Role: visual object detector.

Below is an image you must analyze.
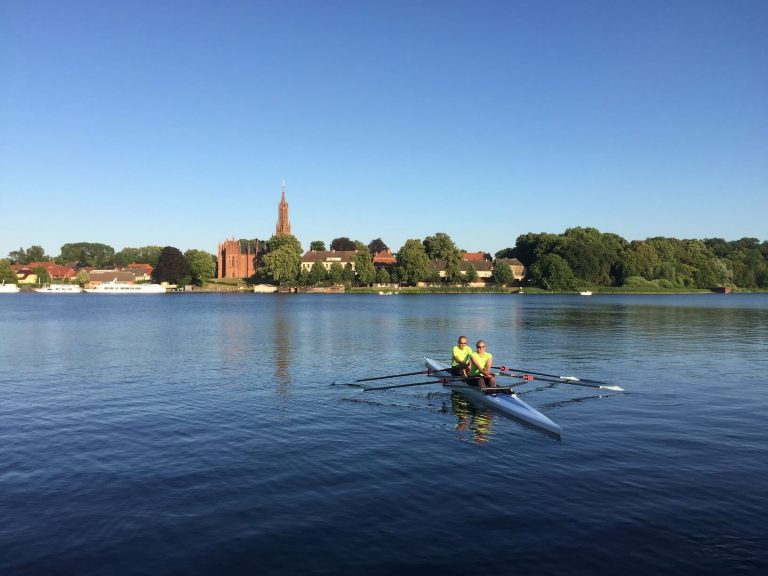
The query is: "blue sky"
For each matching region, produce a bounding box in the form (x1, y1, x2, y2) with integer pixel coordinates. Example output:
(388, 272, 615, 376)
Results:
(1, 0, 766, 258)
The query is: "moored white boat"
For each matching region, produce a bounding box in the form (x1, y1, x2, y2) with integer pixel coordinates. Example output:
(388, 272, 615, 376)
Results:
(84, 280, 166, 294)
(579, 291, 592, 296)
(424, 357, 562, 437)
(35, 284, 84, 294)
(0, 281, 21, 293)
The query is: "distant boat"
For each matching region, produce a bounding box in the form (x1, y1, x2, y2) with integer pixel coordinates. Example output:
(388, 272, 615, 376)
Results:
(35, 284, 83, 294)
(0, 280, 20, 293)
(84, 279, 165, 294)
(579, 291, 593, 296)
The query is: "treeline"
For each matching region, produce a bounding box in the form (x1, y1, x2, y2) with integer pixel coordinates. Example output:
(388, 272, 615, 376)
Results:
(497, 228, 768, 290)
(3, 243, 216, 288)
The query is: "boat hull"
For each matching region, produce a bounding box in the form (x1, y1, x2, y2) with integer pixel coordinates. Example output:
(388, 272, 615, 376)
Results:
(424, 357, 562, 437)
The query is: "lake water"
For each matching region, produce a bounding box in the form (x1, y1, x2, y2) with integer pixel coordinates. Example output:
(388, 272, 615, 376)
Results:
(1, 293, 766, 575)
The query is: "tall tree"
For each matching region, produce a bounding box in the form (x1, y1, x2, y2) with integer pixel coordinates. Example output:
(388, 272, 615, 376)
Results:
(261, 235, 302, 283)
(0, 259, 17, 283)
(184, 249, 216, 286)
(152, 246, 192, 286)
(423, 233, 462, 283)
(330, 237, 356, 251)
(354, 242, 375, 285)
(328, 262, 344, 284)
(396, 239, 431, 285)
(60, 242, 115, 267)
(530, 254, 577, 290)
(492, 261, 514, 285)
(368, 238, 388, 254)
(310, 240, 326, 251)
(308, 260, 328, 284)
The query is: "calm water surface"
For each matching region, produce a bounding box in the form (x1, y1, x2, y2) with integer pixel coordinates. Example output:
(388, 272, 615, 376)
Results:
(1, 293, 766, 575)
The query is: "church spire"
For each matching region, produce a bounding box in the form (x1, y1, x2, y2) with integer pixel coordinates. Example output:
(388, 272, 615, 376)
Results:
(276, 181, 291, 236)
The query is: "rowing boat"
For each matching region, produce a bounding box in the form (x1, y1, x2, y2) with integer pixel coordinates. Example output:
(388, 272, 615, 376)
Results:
(424, 357, 562, 437)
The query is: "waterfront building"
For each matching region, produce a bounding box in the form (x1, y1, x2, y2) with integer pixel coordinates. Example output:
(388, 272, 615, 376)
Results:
(300, 250, 357, 272)
(217, 239, 266, 279)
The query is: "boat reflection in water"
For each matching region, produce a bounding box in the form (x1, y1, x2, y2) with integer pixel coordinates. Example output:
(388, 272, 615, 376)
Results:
(451, 392, 495, 444)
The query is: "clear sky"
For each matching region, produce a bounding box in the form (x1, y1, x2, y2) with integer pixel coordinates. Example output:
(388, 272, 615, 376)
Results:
(1, 0, 766, 258)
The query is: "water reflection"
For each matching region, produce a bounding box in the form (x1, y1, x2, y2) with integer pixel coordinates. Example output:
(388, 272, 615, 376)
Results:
(450, 392, 495, 444)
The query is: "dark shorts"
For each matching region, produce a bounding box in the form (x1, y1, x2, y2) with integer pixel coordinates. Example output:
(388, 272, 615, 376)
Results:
(450, 365, 466, 376)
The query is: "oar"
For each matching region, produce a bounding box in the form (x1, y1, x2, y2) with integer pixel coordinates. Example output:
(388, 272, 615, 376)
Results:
(495, 370, 624, 391)
(332, 369, 434, 387)
(494, 366, 616, 387)
(363, 376, 465, 392)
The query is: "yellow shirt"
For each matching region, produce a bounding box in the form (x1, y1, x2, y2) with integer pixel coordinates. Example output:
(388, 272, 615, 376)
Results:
(470, 351, 492, 376)
(452, 344, 472, 367)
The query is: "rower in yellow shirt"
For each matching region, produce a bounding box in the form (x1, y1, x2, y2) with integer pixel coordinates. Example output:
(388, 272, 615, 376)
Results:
(469, 340, 496, 390)
(450, 335, 472, 377)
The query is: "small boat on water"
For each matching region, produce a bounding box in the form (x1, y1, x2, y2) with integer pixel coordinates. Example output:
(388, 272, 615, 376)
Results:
(579, 291, 592, 296)
(424, 357, 562, 437)
(84, 279, 166, 294)
(0, 281, 21, 293)
(35, 284, 83, 294)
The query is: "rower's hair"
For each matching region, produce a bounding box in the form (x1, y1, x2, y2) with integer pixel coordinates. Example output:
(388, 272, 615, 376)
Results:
(458, 335, 467, 343)
(476, 340, 486, 348)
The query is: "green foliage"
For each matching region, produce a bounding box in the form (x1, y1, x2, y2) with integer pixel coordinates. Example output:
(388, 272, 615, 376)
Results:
(375, 267, 390, 284)
(330, 237, 356, 251)
(33, 266, 50, 285)
(368, 238, 388, 254)
(60, 242, 115, 267)
(342, 263, 355, 282)
(152, 246, 192, 286)
(354, 244, 376, 285)
(463, 264, 478, 285)
(310, 240, 326, 251)
(495, 247, 516, 259)
(328, 262, 344, 284)
(7, 245, 48, 264)
(184, 249, 216, 286)
(423, 233, 462, 283)
(114, 246, 162, 266)
(492, 261, 514, 285)
(76, 270, 90, 286)
(530, 253, 577, 290)
(0, 259, 17, 283)
(396, 239, 431, 285)
(262, 235, 302, 284)
(308, 260, 328, 285)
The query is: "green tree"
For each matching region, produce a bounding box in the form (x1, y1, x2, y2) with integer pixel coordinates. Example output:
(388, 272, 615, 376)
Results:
(261, 235, 303, 283)
(7, 245, 48, 264)
(76, 270, 90, 286)
(0, 259, 17, 283)
(375, 267, 390, 284)
(368, 238, 388, 254)
(184, 249, 216, 286)
(396, 239, 431, 285)
(33, 265, 50, 285)
(298, 268, 310, 286)
(308, 260, 328, 284)
(530, 253, 577, 290)
(492, 260, 514, 285)
(342, 263, 355, 282)
(114, 248, 140, 266)
(463, 265, 478, 285)
(310, 240, 326, 251)
(423, 233, 462, 283)
(330, 237, 356, 251)
(60, 242, 115, 267)
(152, 246, 192, 286)
(354, 243, 375, 285)
(328, 262, 344, 284)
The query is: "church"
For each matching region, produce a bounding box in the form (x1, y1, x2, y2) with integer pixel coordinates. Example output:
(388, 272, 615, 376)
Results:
(216, 185, 291, 279)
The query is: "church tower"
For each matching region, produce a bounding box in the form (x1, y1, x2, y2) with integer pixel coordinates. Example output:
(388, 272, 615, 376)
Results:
(276, 181, 291, 236)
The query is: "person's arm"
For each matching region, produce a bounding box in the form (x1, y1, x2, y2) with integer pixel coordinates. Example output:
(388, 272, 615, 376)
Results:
(484, 354, 493, 377)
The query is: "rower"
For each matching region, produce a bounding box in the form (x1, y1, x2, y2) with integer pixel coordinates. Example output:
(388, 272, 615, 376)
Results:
(469, 340, 496, 390)
(450, 335, 472, 377)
